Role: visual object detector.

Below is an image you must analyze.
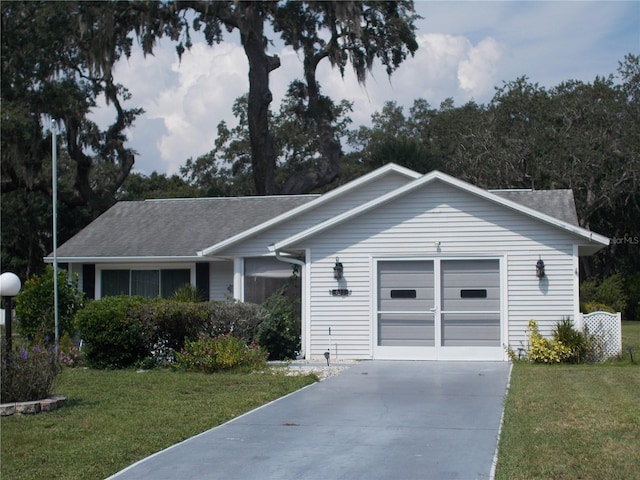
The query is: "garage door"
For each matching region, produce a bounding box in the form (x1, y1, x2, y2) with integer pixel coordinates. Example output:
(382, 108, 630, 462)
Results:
(375, 259, 502, 360)
(378, 261, 434, 347)
(440, 260, 501, 347)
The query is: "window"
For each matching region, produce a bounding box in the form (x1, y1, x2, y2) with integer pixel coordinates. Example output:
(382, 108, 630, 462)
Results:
(460, 289, 487, 299)
(390, 289, 417, 299)
(101, 269, 191, 298)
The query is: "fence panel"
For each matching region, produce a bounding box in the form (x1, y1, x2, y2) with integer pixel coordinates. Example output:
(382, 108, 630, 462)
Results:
(581, 311, 622, 362)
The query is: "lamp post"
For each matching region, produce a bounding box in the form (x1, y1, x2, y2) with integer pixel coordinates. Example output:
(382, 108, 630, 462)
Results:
(1, 272, 22, 356)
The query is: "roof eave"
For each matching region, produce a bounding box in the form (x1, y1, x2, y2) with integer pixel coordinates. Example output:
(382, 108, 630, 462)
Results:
(44, 255, 209, 264)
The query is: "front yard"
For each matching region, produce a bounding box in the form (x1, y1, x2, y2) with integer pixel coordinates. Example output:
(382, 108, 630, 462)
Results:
(0, 368, 316, 480)
(2, 322, 638, 480)
(495, 321, 640, 479)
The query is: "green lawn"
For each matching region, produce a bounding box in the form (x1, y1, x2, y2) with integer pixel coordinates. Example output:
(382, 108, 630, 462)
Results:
(495, 321, 640, 479)
(1, 368, 316, 480)
(2, 323, 639, 480)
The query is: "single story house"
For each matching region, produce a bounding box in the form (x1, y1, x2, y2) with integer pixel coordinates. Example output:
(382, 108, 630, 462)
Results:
(47, 163, 609, 361)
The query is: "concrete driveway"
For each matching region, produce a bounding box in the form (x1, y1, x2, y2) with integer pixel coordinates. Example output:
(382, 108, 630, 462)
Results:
(108, 361, 511, 480)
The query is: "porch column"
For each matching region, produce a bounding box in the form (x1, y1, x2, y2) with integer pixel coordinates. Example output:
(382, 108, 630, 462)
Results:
(233, 258, 244, 302)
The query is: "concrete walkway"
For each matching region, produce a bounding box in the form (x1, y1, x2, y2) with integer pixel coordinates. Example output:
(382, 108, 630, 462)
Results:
(108, 361, 511, 480)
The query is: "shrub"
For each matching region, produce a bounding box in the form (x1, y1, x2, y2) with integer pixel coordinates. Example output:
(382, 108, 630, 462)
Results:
(74, 296, 151, 369)
(58, 333, 83, 367)
(623, 273, 640, 321)
(582, 302, 615, 313)
(1, 340, 61, 403)
(127, 301, 209, 365)
(258, 287, 301, 360)
(595, 274, 627, 314)
(552, 318, 590, 363)
(176, 334, 267, 373)
(171, 284, 206, 303)
(526, 320, 572, 363)
(15, 266, 85, 341)
(203, 301, 268, 342)
(580, 274, 628, 315)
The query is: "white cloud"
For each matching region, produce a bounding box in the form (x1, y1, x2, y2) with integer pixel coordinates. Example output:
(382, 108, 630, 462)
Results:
(457, 37, 504, 94)
(142, 42, 248, 174)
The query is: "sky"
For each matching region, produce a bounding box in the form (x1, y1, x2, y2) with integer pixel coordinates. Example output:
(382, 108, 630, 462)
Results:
(93, 1, 640, 176)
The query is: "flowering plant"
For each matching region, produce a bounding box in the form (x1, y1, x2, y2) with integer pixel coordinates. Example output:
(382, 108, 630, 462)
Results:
(1, 340, 61, 403)
(176, 334, 267, 373)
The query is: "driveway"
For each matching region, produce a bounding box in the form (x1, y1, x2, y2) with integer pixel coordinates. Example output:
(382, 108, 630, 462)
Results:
(108, 361, 511, 480)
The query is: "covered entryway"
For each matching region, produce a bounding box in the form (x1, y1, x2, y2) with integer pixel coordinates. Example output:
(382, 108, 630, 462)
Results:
(375, 258, 503, 360)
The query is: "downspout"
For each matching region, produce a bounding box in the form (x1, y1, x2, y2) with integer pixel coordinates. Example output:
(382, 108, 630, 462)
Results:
(274, 249, 306, 359)
(274, 249, 305, 270)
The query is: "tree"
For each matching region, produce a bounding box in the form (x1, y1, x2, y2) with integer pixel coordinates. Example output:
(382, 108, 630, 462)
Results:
(117, 172, 199, 201)
(140, 1, 418, 195)
(273, 1, 419, 193)
(181, 89, 354, 196)
(1, 1, 144, 277)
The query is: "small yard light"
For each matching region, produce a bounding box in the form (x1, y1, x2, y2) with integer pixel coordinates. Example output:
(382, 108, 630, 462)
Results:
(333, 258, 343, 280)
(536, 258, 545, 279)
(1, 272, 22, 358)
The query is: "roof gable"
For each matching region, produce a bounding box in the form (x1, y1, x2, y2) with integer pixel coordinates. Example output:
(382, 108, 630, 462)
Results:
(198, 163, 422, 256)
(272, 170, 609, 254)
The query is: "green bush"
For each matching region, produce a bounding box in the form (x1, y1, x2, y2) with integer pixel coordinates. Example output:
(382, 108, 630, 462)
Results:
(15, 266, 85, 341)
(580, 274, 628, 316)
(74, 296, 151, 369)
(582, 302, 616, 314)
(623, 273, 640, 321)
(171, 284, 205, 303)
(258, 287, 301, 360)
(553, 318, 589, 363)
(176, 334, 267, 373)
(595, 274, 628, 314)
(128, 301, 209, 365)
(203, 301, 268, 342)
(1, 340, 61, 402)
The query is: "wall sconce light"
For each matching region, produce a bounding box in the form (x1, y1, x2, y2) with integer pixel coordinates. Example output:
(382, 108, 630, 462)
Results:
(536, 258, 545, 279)
(333, 258, 344, 280)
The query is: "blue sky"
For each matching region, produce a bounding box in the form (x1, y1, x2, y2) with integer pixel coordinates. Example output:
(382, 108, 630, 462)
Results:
(95, 1, 640, 176)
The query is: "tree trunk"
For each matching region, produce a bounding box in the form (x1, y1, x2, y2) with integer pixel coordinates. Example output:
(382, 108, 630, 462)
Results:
(239, 7, 280, 195)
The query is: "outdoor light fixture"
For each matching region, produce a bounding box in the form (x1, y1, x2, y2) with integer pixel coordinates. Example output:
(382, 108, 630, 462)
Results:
(1, 272, 22, 359)
(333, 258, 344, 280)
(536, 258, 546, 279)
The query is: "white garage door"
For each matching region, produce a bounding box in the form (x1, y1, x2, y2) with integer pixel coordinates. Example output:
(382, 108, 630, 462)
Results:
(376, 259, 502, 360)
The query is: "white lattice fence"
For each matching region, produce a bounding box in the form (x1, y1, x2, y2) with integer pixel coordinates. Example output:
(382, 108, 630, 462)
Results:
(581, 311, 622, 362)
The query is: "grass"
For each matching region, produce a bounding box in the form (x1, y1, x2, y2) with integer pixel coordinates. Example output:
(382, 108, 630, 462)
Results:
(1, 368, 317, 480)
(495, 321, 640, 480)
(3, 323, 639, 479)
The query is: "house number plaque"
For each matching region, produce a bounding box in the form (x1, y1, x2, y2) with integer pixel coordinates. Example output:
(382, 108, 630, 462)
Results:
(330, 289, 351, 296)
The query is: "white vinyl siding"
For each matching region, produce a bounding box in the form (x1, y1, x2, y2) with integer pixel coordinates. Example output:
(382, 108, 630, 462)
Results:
(210, 261, 233, 301)
(297, 182, 577, 360)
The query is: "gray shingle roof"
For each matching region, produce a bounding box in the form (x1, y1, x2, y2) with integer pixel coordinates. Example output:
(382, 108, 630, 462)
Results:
(491, 189, 580, 226)
(53, 196, 316, 258)
(52, 183, 580, 260)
